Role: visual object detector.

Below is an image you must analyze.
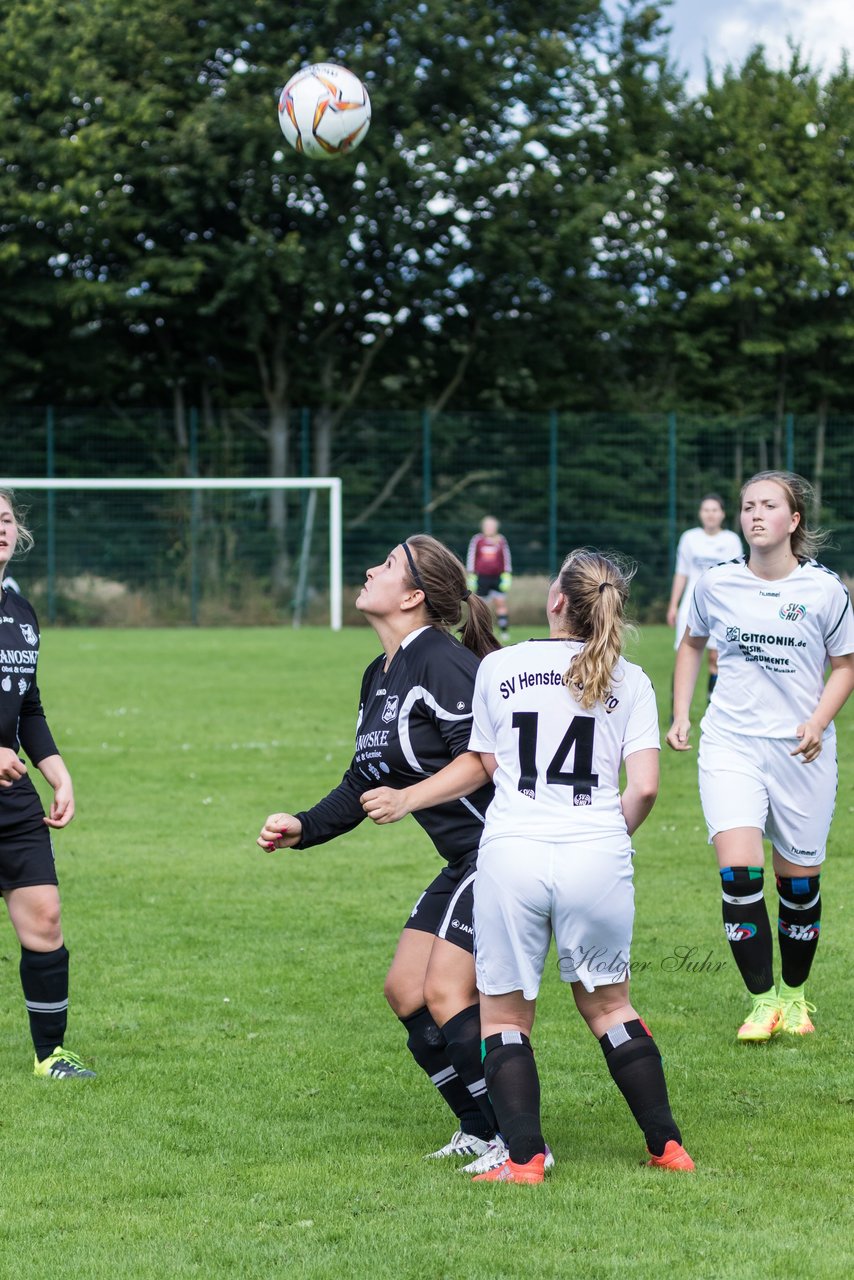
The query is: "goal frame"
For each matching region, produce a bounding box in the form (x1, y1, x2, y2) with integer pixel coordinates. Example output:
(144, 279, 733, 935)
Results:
(0, 476, 344, 630)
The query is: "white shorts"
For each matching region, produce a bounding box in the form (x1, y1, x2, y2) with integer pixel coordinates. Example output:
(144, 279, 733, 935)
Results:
(473, 835, 635, 999)
(698, 723, 838, 866)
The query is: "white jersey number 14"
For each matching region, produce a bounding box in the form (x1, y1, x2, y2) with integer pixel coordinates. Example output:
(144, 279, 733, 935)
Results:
(511, 712, 599, 805)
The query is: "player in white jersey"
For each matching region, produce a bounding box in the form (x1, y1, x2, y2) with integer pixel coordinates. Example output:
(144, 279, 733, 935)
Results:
(667, 472, 854, 1042)
(363, 551, 695, 1182)
(667, 495, 742, 698)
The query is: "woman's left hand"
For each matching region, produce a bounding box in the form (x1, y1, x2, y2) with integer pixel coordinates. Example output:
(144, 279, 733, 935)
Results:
(360, 786, 411, 824)
(44, 779, 75, 828)
(791, 718, 823, 763)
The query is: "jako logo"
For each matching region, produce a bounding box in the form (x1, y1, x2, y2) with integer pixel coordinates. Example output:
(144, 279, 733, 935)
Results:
(779, 602, 807, 623)
(725, 626, 741, 642)
(724, 922, 757, 942)
(779, 920, 820, 941)
(451, 918, 474, 936)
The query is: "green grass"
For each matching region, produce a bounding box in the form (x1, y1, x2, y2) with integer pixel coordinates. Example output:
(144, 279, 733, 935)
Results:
(1, 625, 852, 1278)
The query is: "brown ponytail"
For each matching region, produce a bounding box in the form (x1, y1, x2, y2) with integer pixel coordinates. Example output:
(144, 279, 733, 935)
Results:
(557, 549, 635, 709)
(403, 534, 501, 659)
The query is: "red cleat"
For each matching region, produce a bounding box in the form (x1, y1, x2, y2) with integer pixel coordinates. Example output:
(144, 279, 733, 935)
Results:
(473, 1152, 547, 1183)
(646, 1140, 695, 1171)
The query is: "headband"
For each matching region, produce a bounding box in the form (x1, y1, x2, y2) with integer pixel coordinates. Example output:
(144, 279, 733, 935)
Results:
(401, 541, 431, 607)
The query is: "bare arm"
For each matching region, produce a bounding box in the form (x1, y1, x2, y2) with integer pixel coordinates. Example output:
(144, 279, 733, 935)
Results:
(621, 748, 659, 836)
(665, 633, 707, 751)
(361, 751, 491, 825)
(791, 652, 854, 763)
(666, 573, 688, 628)
(36, 753, 75, 829)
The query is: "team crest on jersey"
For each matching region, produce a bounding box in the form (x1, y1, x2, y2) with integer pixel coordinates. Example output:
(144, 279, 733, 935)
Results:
(779, 602, 806, 623)
(725, 625, 740, 642)
(573, 793, 592, 806)
(381, 695, 399, 724)
(19, 622, 37, 645)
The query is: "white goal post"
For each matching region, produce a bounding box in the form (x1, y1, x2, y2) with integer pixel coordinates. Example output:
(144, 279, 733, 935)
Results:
(0, 477, 344, 630)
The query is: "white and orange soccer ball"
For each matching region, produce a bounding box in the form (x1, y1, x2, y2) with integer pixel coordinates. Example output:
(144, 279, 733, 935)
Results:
(278, 63, 371, 160)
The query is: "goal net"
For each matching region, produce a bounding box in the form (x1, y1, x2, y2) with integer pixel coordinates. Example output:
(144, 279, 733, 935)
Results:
(0, 478, 343, 629)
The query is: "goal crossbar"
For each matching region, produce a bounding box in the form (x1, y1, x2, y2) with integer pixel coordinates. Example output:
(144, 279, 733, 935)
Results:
(1, 476, 344, 630)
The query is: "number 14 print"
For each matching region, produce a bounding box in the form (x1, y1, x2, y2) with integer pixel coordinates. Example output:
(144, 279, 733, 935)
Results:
(512, 712, 599, 804)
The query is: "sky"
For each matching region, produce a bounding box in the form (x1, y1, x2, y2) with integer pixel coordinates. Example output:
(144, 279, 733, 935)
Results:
(640, 0, 854, 89)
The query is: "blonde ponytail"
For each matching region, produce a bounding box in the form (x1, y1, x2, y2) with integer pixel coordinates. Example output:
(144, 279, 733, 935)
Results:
(557, 550, 635, 710)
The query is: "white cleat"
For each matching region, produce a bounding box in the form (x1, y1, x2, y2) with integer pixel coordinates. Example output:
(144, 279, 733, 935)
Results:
(461, 1138, 555, 1175)
(424, 1130, 492, 1160)
(460, 1137, 508, 1174)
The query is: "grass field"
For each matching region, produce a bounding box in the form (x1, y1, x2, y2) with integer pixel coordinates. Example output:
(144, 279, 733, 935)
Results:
(2, 624, 852, 1279)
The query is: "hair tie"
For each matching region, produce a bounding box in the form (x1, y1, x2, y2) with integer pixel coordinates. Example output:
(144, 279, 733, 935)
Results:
(462, 589, 471, 601)
(401, 540, 431, 608)
(598, 581, 611, 594)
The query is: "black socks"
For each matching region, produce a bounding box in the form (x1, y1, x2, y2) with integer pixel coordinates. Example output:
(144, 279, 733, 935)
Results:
(20, 945, 69, 1061)
(777, 873, 821, 988)
(599, 1020, 681, 1157)
(482, 1031, 545, 1164)
(720, 866, 774, 994)
(441, 1005, 497, 1138)
(399, 1006, 489, 1137)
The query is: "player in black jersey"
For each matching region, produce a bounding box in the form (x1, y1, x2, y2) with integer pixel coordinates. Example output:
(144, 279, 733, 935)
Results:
(258, 535, 502, 1162)
(0, 491, 94, 1079)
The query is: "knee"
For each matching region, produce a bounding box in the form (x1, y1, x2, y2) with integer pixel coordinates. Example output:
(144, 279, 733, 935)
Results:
(575, 991, 635, 1038)
(424, 974, 477, 1028)
(30, 904, 63, 949)
(384, 972, 422, 1019)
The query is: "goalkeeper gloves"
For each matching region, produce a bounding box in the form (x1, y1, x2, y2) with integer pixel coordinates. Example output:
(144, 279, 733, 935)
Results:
(499, 572, 513, 593)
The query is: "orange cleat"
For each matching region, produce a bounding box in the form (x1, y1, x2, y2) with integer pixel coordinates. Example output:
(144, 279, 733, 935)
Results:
(646, 1140, 695, 1171)
(473, 1152, 547, 1183)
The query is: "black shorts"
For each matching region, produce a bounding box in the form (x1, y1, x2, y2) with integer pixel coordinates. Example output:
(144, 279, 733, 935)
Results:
(404, 852, 477, 953)
(0, 774, 58, 891)
(476, 575, 503, 599)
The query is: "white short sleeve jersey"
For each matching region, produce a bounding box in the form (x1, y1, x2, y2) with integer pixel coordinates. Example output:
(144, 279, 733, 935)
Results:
(675, 527, 743, 582)
(687, 558, 854, 739)
(674, 528, 743, 648)
(469, 640, 660, 845)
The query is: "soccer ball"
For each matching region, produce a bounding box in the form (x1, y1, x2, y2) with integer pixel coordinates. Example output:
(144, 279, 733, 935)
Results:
(278, 63, 371, 160)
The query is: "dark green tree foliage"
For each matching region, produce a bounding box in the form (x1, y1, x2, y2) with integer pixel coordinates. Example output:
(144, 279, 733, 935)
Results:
(1, 1, 853, 447)
(641, 48, 854, 428)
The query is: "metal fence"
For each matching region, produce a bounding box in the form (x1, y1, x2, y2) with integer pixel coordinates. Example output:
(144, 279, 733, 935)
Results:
(4, 407, 852, 624)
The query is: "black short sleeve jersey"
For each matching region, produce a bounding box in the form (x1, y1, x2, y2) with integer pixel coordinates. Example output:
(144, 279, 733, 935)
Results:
(0, 588, 59, 765)
(296, 626, 493, 864)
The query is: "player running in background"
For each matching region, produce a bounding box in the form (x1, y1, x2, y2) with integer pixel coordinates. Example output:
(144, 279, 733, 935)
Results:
(667, 495, 742, 698)
(257, 536, 504, 1164)
(467, 516, 512, 642)
(0, 490, 95, 1079)
(363, 550, 694, 1182)
(667, 472, 854, 1042)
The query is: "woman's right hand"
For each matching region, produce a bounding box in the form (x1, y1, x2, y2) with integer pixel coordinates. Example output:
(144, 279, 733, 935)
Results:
(665, 717, 692, 751)
(0, 749, 27, 787)
(360, 786, 412, 824)
(257, 812, 303, 851)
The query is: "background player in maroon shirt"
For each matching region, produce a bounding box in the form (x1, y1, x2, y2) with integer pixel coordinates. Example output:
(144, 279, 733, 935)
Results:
(466, 516, 512, 641)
